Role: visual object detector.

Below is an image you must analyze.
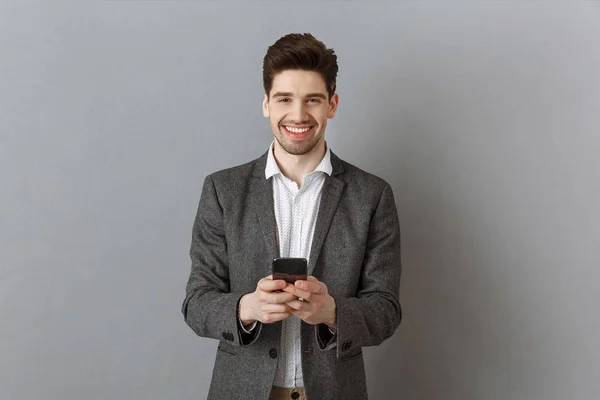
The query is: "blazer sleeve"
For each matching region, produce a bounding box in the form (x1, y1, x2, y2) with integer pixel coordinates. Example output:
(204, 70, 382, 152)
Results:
(325, 183, 402, 358)
(181, 175, 261, 346)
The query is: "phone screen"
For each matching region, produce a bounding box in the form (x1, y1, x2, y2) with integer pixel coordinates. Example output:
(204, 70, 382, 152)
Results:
(272, 258, 307, 284)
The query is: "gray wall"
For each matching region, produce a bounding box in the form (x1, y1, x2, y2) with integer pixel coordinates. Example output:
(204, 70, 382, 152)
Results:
(1, 1, 599, 399)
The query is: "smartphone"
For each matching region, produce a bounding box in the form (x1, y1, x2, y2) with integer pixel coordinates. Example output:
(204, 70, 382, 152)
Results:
(272, 257, 307, 284)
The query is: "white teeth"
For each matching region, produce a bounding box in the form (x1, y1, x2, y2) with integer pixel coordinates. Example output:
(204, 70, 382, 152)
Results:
(285, 126, 311, 133)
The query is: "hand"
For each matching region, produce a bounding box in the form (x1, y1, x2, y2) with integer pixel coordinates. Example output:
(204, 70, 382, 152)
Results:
(239, 275, 297, 325)
(282, 276, 337, 328)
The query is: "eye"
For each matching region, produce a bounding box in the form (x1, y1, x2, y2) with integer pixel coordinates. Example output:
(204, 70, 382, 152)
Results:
(277, 98, 291, 103)
(308, 98, 322, 103)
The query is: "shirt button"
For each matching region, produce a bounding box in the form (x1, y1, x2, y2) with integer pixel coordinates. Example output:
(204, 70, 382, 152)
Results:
(269, 348, 278, 359)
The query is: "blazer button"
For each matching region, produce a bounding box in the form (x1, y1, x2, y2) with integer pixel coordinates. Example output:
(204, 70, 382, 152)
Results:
(222, 332, 233, 341)
(269, 349, 278, 359)
(291, 392, 300, 400)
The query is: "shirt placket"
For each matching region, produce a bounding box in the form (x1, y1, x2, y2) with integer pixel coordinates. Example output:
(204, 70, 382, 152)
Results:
(295, 185, 304, 386)
(280, 179, 298, 387)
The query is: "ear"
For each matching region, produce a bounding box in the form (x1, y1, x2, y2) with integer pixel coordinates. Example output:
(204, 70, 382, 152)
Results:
(262, 94, 270, 118)
(328, 93, 339, 119)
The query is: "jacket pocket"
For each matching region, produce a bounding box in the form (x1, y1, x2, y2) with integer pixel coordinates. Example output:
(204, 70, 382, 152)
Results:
(340, 349, 363, 361)
(217, 342, 238, 356)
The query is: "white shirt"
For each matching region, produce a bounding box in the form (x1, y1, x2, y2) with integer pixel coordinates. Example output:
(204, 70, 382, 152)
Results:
(266, 141, 332, 388)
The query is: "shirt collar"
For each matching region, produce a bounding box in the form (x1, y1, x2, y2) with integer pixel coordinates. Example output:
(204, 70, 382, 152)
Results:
(265, 141, 333, 180)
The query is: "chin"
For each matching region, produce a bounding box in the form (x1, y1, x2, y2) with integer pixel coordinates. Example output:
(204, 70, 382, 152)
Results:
(281, 139, 321, 156)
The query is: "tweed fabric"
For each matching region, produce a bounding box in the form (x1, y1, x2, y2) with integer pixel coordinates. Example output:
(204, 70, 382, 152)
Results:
(182, 149, 402, 400)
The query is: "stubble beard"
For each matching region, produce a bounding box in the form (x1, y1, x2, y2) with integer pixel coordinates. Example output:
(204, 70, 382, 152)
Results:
(275, 125, 322, 156)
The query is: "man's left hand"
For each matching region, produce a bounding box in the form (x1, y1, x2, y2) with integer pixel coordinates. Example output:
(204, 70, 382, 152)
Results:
(282, 276, 336, 329)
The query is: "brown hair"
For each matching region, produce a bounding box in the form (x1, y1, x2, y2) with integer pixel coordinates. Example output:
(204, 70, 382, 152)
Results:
(263, 33, 338, 99)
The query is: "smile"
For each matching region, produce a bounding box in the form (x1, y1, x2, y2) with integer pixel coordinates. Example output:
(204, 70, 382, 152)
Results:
(282, 125, 314, 137)
(284, 125, 312, 133)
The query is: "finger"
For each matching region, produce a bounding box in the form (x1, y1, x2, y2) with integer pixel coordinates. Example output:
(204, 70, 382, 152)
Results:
(262, 312, 292, 324)
(289, 309, 311, 321)
(294, 279, 323, 294)
(257, 275, 273, 285)
(282, 285, 312, 301)
(286, 299, 310, 311)
(265, 291, 297, 304)
(258, 278, 287, 292)
(262, 303, 291, 313)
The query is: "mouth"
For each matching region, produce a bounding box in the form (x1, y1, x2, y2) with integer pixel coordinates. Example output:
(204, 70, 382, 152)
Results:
(281, 124, 315, 139)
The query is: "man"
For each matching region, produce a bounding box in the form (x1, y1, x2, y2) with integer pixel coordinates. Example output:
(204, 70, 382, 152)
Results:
(182, 33, 402, 400)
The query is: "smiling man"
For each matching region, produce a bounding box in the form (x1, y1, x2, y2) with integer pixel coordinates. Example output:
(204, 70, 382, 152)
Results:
(182, 33, 402, 400)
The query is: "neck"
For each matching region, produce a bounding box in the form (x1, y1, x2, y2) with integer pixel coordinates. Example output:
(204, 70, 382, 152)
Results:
(273, 139, 327, 188)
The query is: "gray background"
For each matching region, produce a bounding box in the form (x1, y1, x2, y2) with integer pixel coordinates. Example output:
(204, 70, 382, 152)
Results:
(1, 1, 599, 399)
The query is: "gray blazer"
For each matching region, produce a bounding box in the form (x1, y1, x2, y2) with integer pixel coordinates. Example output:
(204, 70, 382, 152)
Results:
(181, 150, 402, 400)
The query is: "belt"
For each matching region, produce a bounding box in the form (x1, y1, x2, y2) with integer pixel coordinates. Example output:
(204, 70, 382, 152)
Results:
(269, 386, 306, 400)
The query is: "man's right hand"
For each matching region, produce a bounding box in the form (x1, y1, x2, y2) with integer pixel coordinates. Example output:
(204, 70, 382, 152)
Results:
(239, 275, 296, 325)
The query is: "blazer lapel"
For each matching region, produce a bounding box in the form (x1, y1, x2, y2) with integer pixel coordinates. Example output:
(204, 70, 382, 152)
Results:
(250, 149, 346, 272)
(308, 151, 345, 274)
(251, 152, 279, 259)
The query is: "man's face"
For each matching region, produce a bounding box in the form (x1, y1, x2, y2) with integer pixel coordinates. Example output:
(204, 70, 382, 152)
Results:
(263, 70, 338, 156)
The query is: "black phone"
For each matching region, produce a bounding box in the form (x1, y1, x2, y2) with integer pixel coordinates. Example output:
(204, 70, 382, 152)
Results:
(272, 257, 307, 284)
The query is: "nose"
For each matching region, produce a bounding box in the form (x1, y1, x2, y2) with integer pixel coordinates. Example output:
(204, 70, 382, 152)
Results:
(289, 101, 308, 123)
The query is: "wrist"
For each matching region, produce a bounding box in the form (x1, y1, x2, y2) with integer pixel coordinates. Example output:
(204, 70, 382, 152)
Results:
(326, 318, 337, 330)
(325, 296, 337, 329)
(239, 293, 256, 326)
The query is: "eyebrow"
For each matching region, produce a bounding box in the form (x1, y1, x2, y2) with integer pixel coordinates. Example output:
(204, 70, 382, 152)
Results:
(272, 92, 327, 100)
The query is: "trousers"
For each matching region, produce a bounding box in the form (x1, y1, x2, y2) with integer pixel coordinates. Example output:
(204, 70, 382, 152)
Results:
(268, 386, 306, 400)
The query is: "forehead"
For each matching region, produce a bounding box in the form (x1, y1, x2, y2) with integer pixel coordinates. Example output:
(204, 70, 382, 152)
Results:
(270, 70, 327, 96)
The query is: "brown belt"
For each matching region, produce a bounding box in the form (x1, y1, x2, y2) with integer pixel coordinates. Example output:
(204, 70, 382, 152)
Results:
(269, 386, 306, 400)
